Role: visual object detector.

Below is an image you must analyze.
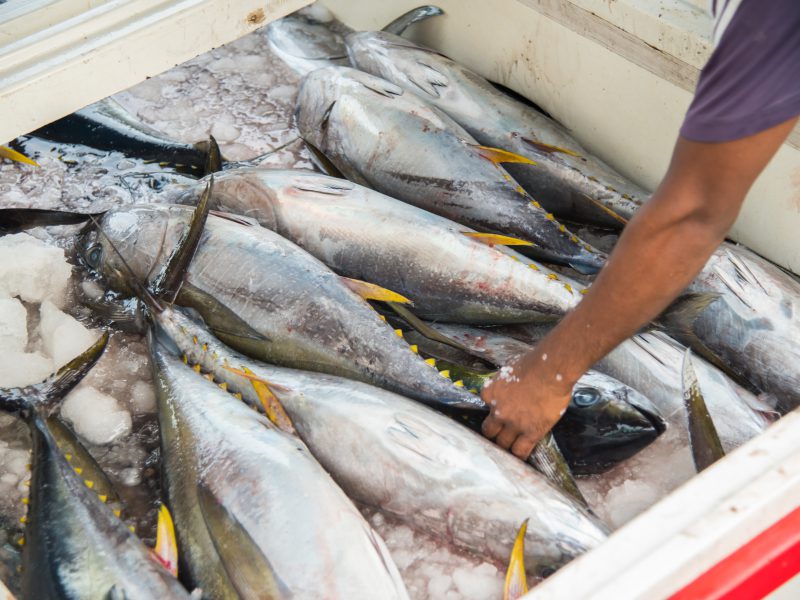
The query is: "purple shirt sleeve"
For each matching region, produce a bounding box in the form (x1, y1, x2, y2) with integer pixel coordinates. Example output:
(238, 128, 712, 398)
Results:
(680, 0, 800, 143)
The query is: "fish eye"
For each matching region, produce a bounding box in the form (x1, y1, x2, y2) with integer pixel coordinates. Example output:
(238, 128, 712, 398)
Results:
(86, 244, 103, 269)
(572, 387, 599, 407)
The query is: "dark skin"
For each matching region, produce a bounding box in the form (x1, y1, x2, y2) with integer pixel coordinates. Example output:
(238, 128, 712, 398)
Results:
(482, 116, 800, 460)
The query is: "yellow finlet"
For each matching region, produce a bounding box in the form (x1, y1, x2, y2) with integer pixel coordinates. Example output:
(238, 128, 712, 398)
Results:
(192, 364, 202, 373)
(17, 536, 24, 546)
(409, 344, 419, 354)
(204, 373, 214, 381)
(74, 467, 83, 475)
(425, 358, 437, 367)
(439, 370, 451, 379)
(233, 392, 243, 401)
(0, 145, 39, 166)
(453, 380, 464, 388)
(84, 480, 94, 489)
(546, 273, 559, 281)
(64, 453, 73, 461)
(129, 525, 136, 533)
(394, 329, 404, 338)
(19, 516, 27, 524)
(21, 497, 29, 505)
(474, 145, 537, 166)
(113, 509, 122, 518)
(153, 505, 179, 577)
(340, 277, 413, 305)
(182, 355, 188, 364)
(98, 494, 108, 503)
(219, 382, 228, 391)
(462, 232, 534, 247)
(503, 519, 529, 600)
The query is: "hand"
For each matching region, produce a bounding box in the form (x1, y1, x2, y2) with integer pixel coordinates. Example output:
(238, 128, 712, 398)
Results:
(480, 352, 573, 460)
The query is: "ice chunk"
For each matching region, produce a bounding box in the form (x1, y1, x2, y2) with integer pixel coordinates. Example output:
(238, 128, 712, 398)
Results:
(602, 480, 662, 528)
(39, 300, 99, 369)
(453, 564, 502, 600)
(61, 386, 132, 445)
(0, 351, 54, 388)
(428, 574, 452, 597)
(0, 298, 27, 351)
(0, 233, 72, 305)
(130, 380, 156, 413)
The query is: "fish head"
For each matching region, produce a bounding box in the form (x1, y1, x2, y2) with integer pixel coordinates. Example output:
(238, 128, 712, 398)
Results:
(295, 66, 404, 148)
(554, 371, 666, 474)
(81, 205, 170, 296)
(346, 31, 452, 101)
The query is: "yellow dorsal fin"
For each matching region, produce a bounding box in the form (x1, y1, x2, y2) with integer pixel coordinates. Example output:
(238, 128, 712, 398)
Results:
(474, 145, 537, 166)
(340, 277, 413, 305)
(0, 145, 39, 166)
(153, 505, 179, 577)
(503, 519, 529, 600)
(462, 232, 534, 247)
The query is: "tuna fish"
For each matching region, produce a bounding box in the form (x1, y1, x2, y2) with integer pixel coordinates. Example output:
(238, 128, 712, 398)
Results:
(150, 332, 409, 599)
(346, 31, 647, 227)
(0, 333, 191, 600)
(148, 304, 608, 575)
(81, 202, 484, 411)
(266, 4, 443, 75)
(294, 66, 607, 273)
(666, 243, 800, 413)
(165, 167, 583, 323)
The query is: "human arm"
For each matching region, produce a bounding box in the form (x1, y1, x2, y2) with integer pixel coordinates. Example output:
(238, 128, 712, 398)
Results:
(481, 116, 799, 459)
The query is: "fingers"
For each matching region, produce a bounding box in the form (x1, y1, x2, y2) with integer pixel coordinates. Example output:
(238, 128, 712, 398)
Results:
(481, 412, 502, 439)
(495, 426, 518, 451)
(511, 435, 538, 461)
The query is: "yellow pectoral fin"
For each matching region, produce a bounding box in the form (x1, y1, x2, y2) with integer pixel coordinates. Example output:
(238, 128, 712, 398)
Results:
(462, 232, 535, 247)
(503, 519, 529, 600)
(340, 276, 413, 305)
(0, 146, 39, 166)
(222, 366, 295, 434)
(153, 505, 179, 577)
(473, 145, 537, 166)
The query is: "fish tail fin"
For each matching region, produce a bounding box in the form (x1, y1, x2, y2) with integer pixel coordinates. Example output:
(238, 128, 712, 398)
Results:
(681, 349, 725, 472)
(153, 504, 179, 577)
(0, 145, 39, 166)
(527, 432, 590, 509)
(503, 519, 529, 600)
(0, 331, 109, 417)
(382, 5, 444, 35)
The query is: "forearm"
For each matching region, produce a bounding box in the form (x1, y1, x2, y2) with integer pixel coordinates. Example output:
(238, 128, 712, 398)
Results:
(524, 182, 738, 389)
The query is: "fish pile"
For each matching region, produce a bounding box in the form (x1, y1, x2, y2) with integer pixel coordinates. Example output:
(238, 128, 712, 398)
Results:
(0, 3, 797, 599)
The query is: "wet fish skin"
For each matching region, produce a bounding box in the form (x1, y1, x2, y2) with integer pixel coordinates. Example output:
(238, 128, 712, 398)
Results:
(0, 334, 190, 600)
(153, 306, 608, 574)
(346, 31, 648, 227)
(150, 335, 409, 599)
(294, 66, 607, 274)
(166, 167, 582, 323)
(675, 243, 800, 413)
(266, 5, 444, 75)
(85, 203, 483, 411)
(31, 98, 209, 175)
(681, 349, 725, 472)
(410, 324, 667, 473)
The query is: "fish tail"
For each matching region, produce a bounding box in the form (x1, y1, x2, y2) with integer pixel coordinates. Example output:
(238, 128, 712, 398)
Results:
(0, 331, 109, 417)
(0, 208, 102, 234)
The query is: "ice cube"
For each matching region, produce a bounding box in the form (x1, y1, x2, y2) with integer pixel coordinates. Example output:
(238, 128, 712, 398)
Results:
(0, 298, 28, 352)
(0, 350, 54, 388)
(39, 300, 99, 369)
(61, 386, 132, 445)
(130, 380, 156, 413)
(0, 233, 72, 305)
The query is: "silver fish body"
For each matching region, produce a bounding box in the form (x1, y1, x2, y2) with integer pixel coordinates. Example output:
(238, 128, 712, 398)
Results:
(294, 66, 606, 274)
(151, 340, 409, 599)
(346, 31, 647, 226)
(683, 243, 800, 412)
(168, 168, 582, 323)
(87, 204, 482, 411)
(155, 307, 608, 574)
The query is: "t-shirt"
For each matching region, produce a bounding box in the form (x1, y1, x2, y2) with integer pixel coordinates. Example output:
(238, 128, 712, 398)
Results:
(680, 0, 800, 143)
